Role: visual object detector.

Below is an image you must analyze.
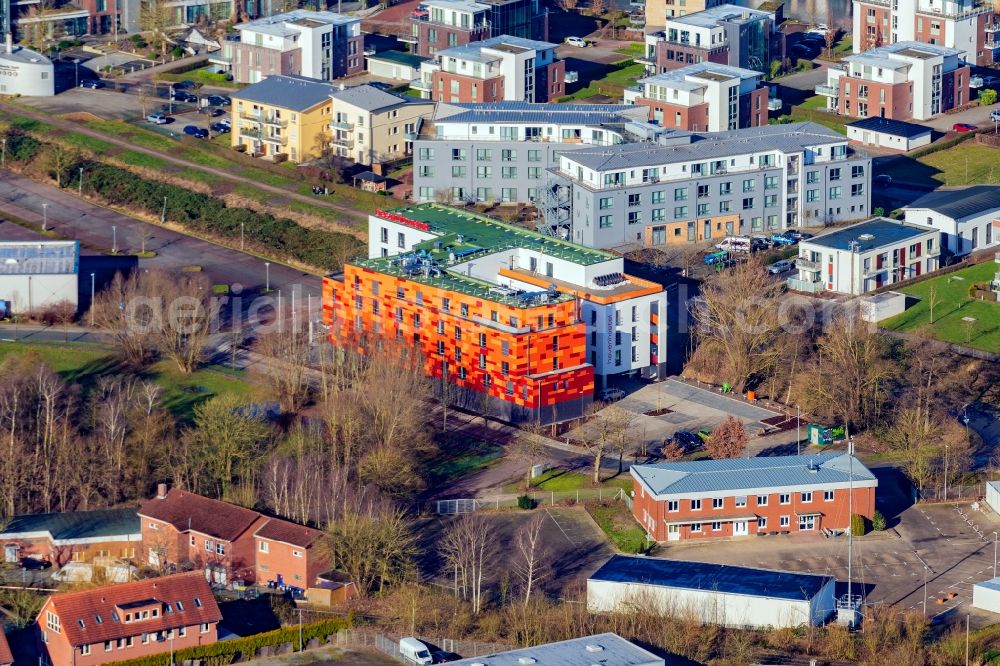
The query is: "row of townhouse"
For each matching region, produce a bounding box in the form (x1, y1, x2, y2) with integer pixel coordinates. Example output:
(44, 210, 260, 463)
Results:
(852, 0, 996, 66)
(230, 77, 432, 164)
(323, 203, 671, 424)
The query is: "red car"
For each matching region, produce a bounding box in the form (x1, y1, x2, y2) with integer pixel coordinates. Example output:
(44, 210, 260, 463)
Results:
(953, 123, 977, 133)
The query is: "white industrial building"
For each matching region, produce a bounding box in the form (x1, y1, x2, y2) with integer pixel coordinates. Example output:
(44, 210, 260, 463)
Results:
(0, 241, 79, 316)
(846, 117, 932, 152)
(974, 577, 1000, 614)
(448, 633, 664, 666)
(587, 555, 837, 629)
(903, 186, 1000, 257)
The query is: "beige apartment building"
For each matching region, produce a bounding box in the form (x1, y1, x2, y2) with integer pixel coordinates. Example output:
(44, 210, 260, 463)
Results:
(329, 84, 434, 165)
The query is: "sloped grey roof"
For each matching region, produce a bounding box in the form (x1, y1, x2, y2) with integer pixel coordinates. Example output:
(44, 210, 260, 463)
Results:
(331, 84, 428, 111)
(905, 185, 1000, 221)
(562, 122, 844, 171)
(232, 75, 336, 111)
(631, 453, 876, 496)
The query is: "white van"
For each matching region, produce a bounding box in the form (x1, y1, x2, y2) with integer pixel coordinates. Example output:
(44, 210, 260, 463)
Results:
(715, 236, 752, 253)
(399, 637, 433, 665)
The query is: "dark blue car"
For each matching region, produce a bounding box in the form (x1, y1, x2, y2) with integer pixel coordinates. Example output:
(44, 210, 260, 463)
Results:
(183, 125, 208, 139)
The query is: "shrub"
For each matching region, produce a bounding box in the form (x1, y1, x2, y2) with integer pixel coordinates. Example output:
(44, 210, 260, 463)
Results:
(171, 46, 184, 58)
(517, 494, 535, 510)
(872, 510, 886, 531)
(850, 513, 867, 536)
(979, 88, 997, 106)
(106, 616, 352, 666)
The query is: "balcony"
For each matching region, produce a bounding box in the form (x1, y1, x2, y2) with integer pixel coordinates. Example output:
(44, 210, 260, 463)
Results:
(239, 127, 263, 140)
(260, 134, 288, 146)
(787, 277, 823, 293)
(240, 112, 262, 124)
(332, 136, 354, 149)
(815, 84, 838, 97)
(796, 257, 821, 270)
(261, 116, 288, 128)
(330, 120, 354, 130)
(863, 266, 886, 278)
(410, 78, 432, 91)
(987, 39, 1000, 50)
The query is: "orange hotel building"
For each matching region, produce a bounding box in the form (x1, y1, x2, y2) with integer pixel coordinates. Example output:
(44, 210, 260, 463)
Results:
(631, 453, 878, 542)
(323, 204, 670, 424)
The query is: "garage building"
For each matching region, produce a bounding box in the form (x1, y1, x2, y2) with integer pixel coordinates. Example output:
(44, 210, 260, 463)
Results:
(366, 50, 428, 82)
(846, 117, 932, 152)
(0, 241, 79, 316)
(588, 555, 836, 629)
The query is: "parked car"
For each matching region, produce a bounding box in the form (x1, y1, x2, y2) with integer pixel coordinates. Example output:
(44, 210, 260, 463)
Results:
(183, 125, 208, 139)
(145, 113, 169, 124)
(218, 118, 231, 129)
(210, 122, 230, 133)
(566, 36, 589, 47)
(769, 259, 793, 274)
(670, 430, 702, 452)
(953, 123, 977, 133)
(770, 232, 797, 246)
(797, 232, 814, 241)
(206, 94, 231, 106)
(79, 79, 103, 89)
(598, 387, 626, 402)
(750, 235, 772, 250)
(696, 428, 712, 442)
(399, 637, 433, 665)
(173, 79, 197, 89)
(991, 109, 1000, 122)
(172, 90, 197, 103)
(431, 651, 459, 664)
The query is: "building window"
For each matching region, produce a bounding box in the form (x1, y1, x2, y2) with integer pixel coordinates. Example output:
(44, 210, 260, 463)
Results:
(824, 490, 835, 502)
(105, 641, 112, 652)
(735, 496, 747, 508)
(712, 498, 723, 509)
(712, 522, 722, 531)
(201, 623, 210, 634)
(82, 645, 91, 655)
(47, 612, 60, 633)
(758, 517, 767, 529)
(690, 523, 702, 533)
(691, 499, 702, 511)
(829, 186, 843, 200)
(780, 516, 790, 528)
(757, 495, 768, 506)
(667, 500, 679, 512)
(599, 215, 613, 228)
(742, 179, 755, 192)
(292, 550, 303, 558)
(779, 493, 790, 504)
(599, 197, 613, 209)
(801, 491, 813, 503)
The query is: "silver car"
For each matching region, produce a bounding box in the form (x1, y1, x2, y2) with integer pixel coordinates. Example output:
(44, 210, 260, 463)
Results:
(768, 259, 792, 274)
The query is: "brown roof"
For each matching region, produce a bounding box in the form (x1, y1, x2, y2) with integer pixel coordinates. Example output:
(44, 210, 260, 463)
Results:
(42, 572, 222, 647)
(0, 629, 13, 665)
(254, 518, 324, 549)
(138, 489, 261, 542)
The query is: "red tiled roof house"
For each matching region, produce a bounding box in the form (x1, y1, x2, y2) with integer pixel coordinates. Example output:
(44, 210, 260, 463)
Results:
(37, 571, 222, 666)
(253, 521, 326, 591)
(139, 485, 267, 585)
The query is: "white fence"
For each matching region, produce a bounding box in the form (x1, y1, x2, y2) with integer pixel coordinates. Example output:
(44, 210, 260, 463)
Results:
(435, 488, 630, 514)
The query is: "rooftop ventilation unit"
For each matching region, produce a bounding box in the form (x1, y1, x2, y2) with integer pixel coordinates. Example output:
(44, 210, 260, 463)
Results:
(858, 233, 875, 241)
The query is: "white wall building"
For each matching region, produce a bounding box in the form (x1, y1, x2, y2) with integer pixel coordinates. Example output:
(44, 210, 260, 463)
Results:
(790, 217, 941, 295)
(903, 185, 1000, 256)
(0, 241, 79, 315)
(846, 117, 932, 151)
(588, 555, 837, 629)
(0, 40, 54, 97)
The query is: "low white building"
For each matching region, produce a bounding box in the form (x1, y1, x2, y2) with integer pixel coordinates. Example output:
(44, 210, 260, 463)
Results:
(846, 117, 931, 152)
(973, 577, 1000, 614)
(448, 633, 664, 666)
(366, 50, 427, 81)
(0, 241, 79, 316)
(789, 217, 941, 295)
(0, 39, 54, 97)
(903, 186, 1000, 257)
(985, 480, 1000, 515)
(588, 555, 836, 629)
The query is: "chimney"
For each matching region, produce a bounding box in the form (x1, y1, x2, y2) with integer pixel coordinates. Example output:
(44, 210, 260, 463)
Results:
(156, 483, 168, 499)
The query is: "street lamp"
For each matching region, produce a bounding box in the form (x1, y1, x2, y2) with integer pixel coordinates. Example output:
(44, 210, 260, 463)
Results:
(1, 137, 6, 168)
(240, 221, 245, 251)
(112, 225, 117, 254)
(796, 404, 801, 455)
(78, 167, 84, 196)
(90, 273, 96, 326)
(994, 531, 998, 579)
(73, 58, 80, 89)
(41, 202, 48, 231)
(265, 262, 270, 291)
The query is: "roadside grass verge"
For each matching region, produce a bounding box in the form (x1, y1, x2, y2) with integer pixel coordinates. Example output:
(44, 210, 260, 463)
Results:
(586, 501, 648, 554)
(504, 467, 633, 494)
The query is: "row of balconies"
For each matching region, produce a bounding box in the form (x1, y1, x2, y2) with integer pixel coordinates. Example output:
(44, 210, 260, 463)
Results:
(239, 112, 287, 128)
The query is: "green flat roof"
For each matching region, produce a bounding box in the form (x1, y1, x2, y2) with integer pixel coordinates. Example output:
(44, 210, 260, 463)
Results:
(384, 204, 616, 266)
(368, 50, 428, 67)
(355, 254, 575, 308)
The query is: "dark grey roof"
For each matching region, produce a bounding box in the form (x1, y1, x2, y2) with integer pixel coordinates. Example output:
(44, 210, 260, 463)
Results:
(0, 508, 140, 542)
(848, 116, 931, 139)
(354, 170, 386, 182)
(232, 75, 336, 111)
(562, 122, 845, 171)
(631, 453, 876, 496)
(905, 185, 1000, 221)
(805, 217, 936, 252)
(366, 50, 427, 67)
(437, 101, 639, 125)
(331, 84, 427, 111)
(590, 555, 834, 602)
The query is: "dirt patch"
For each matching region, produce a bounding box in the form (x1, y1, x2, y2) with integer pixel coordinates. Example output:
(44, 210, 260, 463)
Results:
(61, 111, 105, 122)
(644, 408, 673, 417)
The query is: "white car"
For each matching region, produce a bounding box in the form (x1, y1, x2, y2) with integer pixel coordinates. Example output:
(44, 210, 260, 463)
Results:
(145, 113, 169, 125)
(991, 109, 1000, 122)
(566, 36, 588, 47)
(598, 387, 626, 402)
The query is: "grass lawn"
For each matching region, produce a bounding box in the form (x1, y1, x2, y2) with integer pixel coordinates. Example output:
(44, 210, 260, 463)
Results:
(0, 341, 264, 419)
(615, 43, 644, 57)
(61, 131, 116, 153)
(179, 147, 233, 169)
(426, 432, 502, 486)
(560, 61, 646, 102)
(834, 36, 853, 54)
(907, 143, 1000, 186)
(789, 106, 847, 135)
(178, 166, 226, 185)
(504, 467, 633, 494)
(116, 150, 170, 169)
(881, 260, 1000, 352)
(799, 95, 827, 110)
(586, 501, 648, 554)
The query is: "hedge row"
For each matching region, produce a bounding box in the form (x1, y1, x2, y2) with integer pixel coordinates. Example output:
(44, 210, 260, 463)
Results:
(0, 128, 363, 273)
(106, 616, 353, 666)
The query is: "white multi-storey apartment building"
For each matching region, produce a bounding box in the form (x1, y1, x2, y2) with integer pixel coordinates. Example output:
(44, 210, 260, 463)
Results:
(852, 0, 995, 65)
(543, 122, 871, 249)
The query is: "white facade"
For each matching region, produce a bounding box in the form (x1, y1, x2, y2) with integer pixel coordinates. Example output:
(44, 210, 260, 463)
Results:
(973, 577, 1000, 614)
(846, 124, 931, 151)
(904, 203, 1000, 255)
(0, 43, 54, 97)
(0, 241, 79, 314)
(235, 10, 361, 81)
(985, 480, 1000, 515)
(587, 577, 837, 629)
(792, 219, 940, 295)
(853, 0, 987, 61)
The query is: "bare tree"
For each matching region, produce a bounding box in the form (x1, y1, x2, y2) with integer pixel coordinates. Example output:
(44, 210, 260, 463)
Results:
(927, 285, 941, 324)
(705, 415, 748, 459)
(90, 271, 158, 368)
(512, 425, 548, 491)
(139, 0, 175, 55)
(691, 261, 784, 393)
(512, 515, 549, 608)
(253, 325, 312, 413)
(151, 272, 215, 374)
(440, 514, 494, 614)
(44, 144, 77, 188)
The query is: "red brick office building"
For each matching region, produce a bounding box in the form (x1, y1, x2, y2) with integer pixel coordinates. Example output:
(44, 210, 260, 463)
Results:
(631, 453, 877, 542)
(37, 572, 222, 666)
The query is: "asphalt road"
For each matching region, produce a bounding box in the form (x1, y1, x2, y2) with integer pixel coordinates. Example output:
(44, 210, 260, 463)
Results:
(0, 169, 322, 310)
